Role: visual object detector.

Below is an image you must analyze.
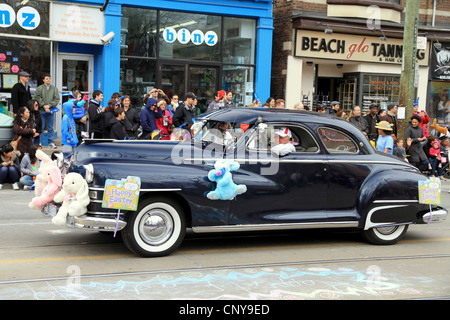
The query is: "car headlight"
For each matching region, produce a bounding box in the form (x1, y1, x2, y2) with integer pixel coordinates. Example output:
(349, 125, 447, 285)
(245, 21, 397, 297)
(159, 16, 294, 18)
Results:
(83, 164, 94, 183)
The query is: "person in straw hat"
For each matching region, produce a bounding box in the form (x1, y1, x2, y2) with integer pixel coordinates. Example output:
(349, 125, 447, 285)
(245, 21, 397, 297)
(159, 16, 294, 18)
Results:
(375, 121, 394, 154)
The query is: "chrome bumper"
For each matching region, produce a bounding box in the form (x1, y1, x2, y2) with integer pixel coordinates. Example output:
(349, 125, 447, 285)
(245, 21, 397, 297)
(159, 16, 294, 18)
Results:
(66, 214, 127, 232)
(422, 209, 447, 223)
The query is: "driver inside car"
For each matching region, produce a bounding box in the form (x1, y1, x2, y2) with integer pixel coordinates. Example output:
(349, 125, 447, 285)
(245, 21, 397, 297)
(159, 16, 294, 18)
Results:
(271, 127, 296, 156)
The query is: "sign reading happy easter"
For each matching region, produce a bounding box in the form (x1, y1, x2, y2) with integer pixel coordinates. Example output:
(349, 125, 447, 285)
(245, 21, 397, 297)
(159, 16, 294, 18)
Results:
(102, 176, 141, 211)
(418, 177, 441, 205)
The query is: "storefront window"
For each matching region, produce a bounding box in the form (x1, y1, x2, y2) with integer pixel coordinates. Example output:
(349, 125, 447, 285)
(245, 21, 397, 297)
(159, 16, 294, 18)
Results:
(120, 58, 157, 110)
(0, 39, 51, 93)
(159, 11, 221, 61)
(362, 75, 400, 111)
(223, 17, 256, 65)
(429, 81, 450, 124)
(223, 65, 255, 107)
(120, 7, 256, 109)
(121, 8, 157, 58)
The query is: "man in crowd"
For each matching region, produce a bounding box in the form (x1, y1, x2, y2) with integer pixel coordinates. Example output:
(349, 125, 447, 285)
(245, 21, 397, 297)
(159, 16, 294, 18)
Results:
(34, 74, 60, 149)
(173, 92, 198, 130)
(275, 99, 285, 109)
(87, 90, 104, 139)
(364, 104, 380, 143)
(329, 101, 340, 115)
(11, 71, 32, 115)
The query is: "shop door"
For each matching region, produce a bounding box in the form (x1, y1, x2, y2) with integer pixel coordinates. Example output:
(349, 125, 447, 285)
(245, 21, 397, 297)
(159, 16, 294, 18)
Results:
(56, 54, 94, 138)
(158, 62, 218, 113)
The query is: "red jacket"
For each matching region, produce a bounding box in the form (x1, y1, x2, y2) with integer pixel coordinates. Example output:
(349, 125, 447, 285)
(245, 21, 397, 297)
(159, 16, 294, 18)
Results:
(156, 109, 173, 138)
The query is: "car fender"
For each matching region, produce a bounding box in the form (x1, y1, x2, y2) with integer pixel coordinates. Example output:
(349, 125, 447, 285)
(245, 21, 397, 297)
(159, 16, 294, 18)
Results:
(357, 167, 427, 229)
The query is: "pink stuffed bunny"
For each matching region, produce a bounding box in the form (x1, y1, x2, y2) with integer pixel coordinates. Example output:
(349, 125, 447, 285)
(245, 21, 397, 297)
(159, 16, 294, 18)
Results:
(28, 166, 62, 210)
(34, 149, 58, 197)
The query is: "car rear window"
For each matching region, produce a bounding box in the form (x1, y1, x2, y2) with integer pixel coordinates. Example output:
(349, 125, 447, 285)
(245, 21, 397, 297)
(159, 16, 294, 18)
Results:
(318, 127, 358, 154)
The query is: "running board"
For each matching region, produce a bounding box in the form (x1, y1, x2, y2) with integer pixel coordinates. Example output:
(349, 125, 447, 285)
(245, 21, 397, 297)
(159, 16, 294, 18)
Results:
(192, 221, 358, 233)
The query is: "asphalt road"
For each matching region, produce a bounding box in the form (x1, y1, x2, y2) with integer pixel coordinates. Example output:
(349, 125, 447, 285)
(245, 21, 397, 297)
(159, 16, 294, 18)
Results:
(0, 179, 449, 302)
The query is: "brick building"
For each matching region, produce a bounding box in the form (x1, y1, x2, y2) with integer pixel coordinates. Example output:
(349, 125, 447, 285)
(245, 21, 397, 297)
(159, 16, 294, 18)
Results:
(271, 0, 450, 120)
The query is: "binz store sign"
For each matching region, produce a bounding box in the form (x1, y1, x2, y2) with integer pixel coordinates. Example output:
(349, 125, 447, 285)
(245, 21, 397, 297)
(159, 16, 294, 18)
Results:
(295, 30, 429, 66)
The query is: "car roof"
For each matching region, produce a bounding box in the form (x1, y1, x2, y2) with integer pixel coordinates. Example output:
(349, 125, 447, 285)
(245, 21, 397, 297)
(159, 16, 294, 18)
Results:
(199, 107, 350, 127)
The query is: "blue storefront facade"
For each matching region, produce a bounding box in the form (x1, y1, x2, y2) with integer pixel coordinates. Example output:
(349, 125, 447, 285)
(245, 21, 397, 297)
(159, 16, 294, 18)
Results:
(0, 0, 273, 133)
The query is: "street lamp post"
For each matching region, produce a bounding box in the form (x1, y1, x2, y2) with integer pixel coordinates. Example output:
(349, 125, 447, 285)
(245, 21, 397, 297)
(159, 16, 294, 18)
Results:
(397, 0, 420, 142)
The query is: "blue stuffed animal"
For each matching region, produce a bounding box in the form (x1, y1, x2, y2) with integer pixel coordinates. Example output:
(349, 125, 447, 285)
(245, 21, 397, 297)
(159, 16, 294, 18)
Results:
(207, 160, 247, 200)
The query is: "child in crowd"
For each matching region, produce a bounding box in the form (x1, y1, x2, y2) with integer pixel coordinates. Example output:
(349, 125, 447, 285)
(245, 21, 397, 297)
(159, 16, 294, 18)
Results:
(375, 121, 394, 155)
(429, 139, 444, 179)
(61, 96, 79, 160)
(70, 90, 89, 141)
(393, 138, 408, 162)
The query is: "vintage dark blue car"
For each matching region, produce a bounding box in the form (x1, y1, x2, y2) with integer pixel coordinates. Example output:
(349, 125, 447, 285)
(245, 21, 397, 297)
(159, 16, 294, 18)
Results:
(64, 108, 447, 257)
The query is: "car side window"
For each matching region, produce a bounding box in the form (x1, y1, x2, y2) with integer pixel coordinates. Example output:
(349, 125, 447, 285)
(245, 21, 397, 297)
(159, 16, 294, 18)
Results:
(246, 124, 319, 153)
(318, 127, 358, 154)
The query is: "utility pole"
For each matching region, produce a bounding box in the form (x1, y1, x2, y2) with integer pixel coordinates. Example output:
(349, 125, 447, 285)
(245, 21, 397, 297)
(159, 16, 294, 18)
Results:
(397, 0, 420, 142)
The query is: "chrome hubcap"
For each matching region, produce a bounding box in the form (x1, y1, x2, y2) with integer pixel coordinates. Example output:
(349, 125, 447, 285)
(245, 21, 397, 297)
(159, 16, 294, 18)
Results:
(375, 226, 398, 235)
(139, 210, 174, 246)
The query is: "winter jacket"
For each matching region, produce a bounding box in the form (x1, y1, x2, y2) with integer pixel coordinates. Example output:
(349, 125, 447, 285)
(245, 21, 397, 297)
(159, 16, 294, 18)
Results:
(88, 99, 104, 136)
(405, 124, 427, 163)
(156, 109, 173, 138)
(140, 98, 162, 137)
(61, 100, 78, 147)
(34, 84, 60, 113)
(109, 117, 129, 140)
(102, 109, 115, 139)
(11, 82, 32, 114)
(13, 118, 35, 157)
(173, 101, 197, 129)
(124, 107, 140, 138)
(68, 98, 87, 120)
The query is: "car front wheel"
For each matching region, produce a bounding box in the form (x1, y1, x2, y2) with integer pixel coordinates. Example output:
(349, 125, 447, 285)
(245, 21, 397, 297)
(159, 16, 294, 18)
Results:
(362, 225, 409, 245)
(122, 197, 186, 257)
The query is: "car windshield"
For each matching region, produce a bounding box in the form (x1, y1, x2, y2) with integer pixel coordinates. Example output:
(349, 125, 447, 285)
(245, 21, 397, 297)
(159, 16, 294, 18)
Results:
(192, 120, 252, 146)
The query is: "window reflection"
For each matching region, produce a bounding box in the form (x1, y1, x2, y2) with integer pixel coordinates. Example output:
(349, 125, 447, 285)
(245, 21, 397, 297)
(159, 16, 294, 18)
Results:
(121, 8, 157, 57)
(120, 58, 157, 110)
(223, 17, 256, 65)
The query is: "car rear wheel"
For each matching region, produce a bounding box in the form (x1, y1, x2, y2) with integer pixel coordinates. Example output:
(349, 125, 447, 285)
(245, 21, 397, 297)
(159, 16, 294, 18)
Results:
(362, 225, 409, 245)
(122, 197, 186, 257)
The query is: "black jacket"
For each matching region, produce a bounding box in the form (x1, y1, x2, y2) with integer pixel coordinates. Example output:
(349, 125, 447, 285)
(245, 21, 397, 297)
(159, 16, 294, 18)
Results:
(88, 99, 104, 136)
(173, 101, 197, 129)
(109, 117, 129, 140)
(11, 82, 32, 114)
(124, 107, 140, 138)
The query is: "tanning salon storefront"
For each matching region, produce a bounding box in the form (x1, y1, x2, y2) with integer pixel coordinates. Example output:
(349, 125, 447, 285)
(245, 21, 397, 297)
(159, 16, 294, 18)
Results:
(0, 0, 273, 133)
(286, 29, 430, 114)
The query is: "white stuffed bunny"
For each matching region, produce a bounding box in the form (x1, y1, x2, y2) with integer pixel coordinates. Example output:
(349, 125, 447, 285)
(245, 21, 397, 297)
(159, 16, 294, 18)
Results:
(52, 172, 90, 226)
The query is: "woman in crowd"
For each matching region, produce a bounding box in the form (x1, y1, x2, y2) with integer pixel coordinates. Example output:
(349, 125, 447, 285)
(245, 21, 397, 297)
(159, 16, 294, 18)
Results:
(405, 114, 430, 171)
(0, 143, 20, 190)
(19, 144, 41, 190)
(27, 99, 42, 145)
(156, 100, 173, 140)
(13, 106, 37, 160)
(122, 95, 140, 139)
